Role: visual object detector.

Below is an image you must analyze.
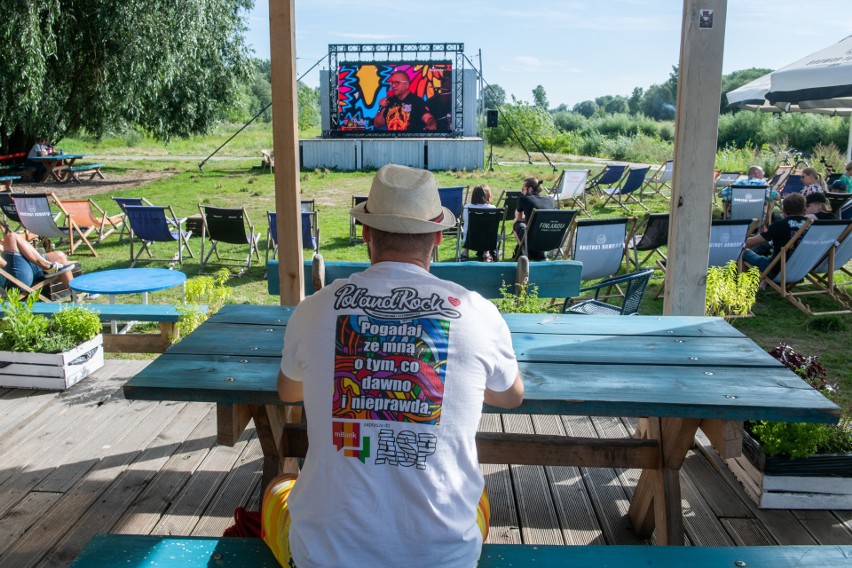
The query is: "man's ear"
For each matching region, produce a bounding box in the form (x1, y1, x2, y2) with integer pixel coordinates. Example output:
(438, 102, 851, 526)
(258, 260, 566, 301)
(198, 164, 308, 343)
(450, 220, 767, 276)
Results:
(434, 231, 442, 246)
(362, 225, 372, 243)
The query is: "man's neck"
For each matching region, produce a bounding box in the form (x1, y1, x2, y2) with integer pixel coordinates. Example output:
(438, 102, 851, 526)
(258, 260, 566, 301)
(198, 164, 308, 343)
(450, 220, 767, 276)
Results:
(371, 253, 430, 271)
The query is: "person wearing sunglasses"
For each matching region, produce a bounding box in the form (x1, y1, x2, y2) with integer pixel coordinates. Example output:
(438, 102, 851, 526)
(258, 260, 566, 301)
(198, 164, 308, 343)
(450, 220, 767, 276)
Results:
(374, 70, 436, 132)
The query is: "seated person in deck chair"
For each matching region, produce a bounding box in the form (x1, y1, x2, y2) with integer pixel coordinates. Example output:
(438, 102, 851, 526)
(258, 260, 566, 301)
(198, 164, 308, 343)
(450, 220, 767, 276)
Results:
(263, 164, 524, 568)
(461, 184, 497, 261)
(513, 176, 555, 260)
(741, 193, 808, 275)
(0, 232, 77, 293)
(719, 165, 774, 217)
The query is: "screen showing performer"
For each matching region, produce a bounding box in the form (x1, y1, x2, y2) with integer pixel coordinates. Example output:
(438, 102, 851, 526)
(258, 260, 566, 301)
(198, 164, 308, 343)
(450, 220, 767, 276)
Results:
(336, 62, 453, 135)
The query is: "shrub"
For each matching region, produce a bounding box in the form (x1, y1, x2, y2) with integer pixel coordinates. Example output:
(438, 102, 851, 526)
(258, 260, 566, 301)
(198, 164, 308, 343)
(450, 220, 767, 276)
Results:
(705, 261, 760, 317)
(175, 269, 232, 340)
(495, 282, 545, 314)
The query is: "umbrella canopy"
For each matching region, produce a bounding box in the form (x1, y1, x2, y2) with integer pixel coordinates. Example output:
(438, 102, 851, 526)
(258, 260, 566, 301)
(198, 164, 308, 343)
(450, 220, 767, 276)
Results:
(725, 35, 852, 158)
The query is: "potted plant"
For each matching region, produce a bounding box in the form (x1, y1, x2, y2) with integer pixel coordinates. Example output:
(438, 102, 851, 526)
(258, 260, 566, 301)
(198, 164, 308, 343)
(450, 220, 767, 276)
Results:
(0, 294, 104, 390)
(724, 343, 852, 509)
(705, 260, 760, 319)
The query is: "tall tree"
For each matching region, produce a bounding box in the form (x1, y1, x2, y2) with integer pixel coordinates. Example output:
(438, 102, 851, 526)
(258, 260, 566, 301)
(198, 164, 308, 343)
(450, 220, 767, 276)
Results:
(0, 0, 253, 152)
(532, 85, 549, 110)
(482, 83, 506, 109)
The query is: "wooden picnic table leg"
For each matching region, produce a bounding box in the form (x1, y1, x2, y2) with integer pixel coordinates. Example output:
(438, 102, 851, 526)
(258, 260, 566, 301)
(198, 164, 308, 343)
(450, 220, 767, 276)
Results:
(627, 416, 701, 545)
(247, 404, 302, 490)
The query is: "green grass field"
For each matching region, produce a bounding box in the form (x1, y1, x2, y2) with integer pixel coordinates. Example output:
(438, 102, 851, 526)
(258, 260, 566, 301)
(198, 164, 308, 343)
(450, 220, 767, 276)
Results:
(45, 131, 852, 413)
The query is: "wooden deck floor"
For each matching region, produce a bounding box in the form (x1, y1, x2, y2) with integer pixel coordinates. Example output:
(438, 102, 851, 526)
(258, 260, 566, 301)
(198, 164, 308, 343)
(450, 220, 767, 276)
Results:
(1, 360, 851, 567)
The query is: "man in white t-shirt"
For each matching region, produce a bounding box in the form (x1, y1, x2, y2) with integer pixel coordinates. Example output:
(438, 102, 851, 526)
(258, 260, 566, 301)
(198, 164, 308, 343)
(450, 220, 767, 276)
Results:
(262, 163, 524, 568)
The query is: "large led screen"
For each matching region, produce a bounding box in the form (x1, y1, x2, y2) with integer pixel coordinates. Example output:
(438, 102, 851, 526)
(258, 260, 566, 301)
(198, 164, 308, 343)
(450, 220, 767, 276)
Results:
(336, 62, 453, 135)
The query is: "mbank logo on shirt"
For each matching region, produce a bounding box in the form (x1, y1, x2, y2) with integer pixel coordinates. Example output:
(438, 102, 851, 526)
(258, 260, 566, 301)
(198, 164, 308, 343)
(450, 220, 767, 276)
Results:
(334, 284, 461, 319)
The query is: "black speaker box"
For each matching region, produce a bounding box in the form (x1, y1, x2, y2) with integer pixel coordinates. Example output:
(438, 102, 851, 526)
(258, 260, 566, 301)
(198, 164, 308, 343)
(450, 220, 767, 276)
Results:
(486, 109, 499, 128)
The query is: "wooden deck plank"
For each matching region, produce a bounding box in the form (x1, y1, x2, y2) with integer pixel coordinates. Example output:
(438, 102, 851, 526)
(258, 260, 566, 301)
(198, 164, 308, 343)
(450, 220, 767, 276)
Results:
(0, 493, 62, 559)
(479, 413, 521, 545)
(722, 518, 776, 545)
(679, 460, 736, 546)
(0, 390, 55, 439)
(792, 510, 852, 545)
(503, 414, 563, 545)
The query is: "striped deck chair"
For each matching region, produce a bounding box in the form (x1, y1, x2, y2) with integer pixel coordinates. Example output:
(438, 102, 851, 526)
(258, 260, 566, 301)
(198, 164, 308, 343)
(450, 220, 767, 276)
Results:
(124, 205, 193, 268)
(550, 169, 591, 216)
(12, 192, 97, 256)
(747, 219, 852, 316)
(600, 166, 651, 212)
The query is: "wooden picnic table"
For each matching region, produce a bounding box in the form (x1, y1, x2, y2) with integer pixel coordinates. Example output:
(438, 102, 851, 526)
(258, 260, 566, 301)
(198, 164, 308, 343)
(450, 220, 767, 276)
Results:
(123, 304, 839, 546)
(29, 153, 86, 182)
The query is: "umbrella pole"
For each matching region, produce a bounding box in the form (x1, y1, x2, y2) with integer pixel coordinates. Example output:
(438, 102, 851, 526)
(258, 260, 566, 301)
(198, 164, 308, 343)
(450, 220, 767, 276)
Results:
(847, 118, 851, 161)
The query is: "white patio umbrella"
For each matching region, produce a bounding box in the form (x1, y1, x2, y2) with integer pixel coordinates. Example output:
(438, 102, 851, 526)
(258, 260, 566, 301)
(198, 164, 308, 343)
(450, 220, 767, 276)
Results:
(726, 35, 852, 159)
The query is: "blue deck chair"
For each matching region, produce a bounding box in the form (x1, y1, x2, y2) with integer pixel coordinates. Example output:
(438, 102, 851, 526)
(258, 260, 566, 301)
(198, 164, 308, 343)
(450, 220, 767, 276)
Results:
(112, 196, 154, 242)
(518, 209, 576, 261)
(266, 210, 320, 264)
(12, 192, 97, 256)
(562, 269, 654, 315)
(749, 219, 852, 316)
(585, 164, 627, 197)
(199, 206, 261, 277)
(438, 185, 468, 236)
(567, 217, 631, 282)
(124, 205, 193, 268)
(780, 174, 804, 196)
(600, 166, 651, 212)
(728, 184, 768, 223)
(550, 169, 591, 216)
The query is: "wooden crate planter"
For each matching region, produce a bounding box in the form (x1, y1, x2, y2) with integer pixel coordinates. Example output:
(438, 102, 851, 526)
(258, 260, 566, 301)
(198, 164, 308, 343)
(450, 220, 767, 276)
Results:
(0, 335, 104, 390)
(725, 430, 852, 509)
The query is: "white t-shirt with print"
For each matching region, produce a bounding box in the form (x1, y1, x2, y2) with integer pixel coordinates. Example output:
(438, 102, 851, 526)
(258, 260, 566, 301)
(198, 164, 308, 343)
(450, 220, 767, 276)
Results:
(280, 261, 518, 568)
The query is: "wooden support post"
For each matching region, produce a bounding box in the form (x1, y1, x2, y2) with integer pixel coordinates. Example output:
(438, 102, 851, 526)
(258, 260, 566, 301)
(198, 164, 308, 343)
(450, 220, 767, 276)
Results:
(269, 0, 304, 306)
(665, 0, 728, 316)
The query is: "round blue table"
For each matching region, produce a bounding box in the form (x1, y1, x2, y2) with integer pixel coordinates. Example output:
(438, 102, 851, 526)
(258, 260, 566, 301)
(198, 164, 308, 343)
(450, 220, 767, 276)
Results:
(70, 268, 186, 333)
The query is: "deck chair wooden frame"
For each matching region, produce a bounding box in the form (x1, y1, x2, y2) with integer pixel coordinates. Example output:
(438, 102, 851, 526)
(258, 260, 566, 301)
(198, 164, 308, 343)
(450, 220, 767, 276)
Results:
(747, 219, 852, 316)
(60, 199, 124, 243)
(125, 205, 194, 268)
(0, 266, 52, 302)
(586, 164, 628, 198)
(266, 210, 320, 264)
(518, 208, 577, 261)
(12, 192, 97, 257)
(600, 166, 651, 212)
(641, 160, 673, 198)
(199, 206, 261, 277)
(456, 207, 504, 262)
(550, 169, 591, 216)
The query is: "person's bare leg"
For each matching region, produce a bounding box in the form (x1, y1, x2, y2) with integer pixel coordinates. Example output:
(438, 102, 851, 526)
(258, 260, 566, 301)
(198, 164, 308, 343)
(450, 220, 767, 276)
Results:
(44, 251, 74, 285)
(3, 233, 75, 285)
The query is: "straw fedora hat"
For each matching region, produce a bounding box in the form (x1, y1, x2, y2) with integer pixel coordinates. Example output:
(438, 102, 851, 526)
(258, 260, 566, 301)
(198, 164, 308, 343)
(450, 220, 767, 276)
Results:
(350, 164, 456, 234)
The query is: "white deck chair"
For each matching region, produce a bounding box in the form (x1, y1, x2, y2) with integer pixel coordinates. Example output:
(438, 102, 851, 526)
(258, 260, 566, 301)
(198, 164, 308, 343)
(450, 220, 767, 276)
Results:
(728, 185, 768, 225)
(805, 223, 852, 308)
(708, 219, 755, 270)
(551, 169, 591, 216)
(566, 217, 631, 282)
(642, 160, 673, 198)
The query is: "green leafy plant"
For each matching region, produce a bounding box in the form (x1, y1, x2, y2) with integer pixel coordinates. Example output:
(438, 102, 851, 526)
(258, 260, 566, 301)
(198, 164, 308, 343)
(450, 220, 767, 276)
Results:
(705, 261, 760, 318)
(495, 281, 545, 314)
(747, 343, 852, 459)
(175, 269, 232, 340)
(0, 295, 102, 353)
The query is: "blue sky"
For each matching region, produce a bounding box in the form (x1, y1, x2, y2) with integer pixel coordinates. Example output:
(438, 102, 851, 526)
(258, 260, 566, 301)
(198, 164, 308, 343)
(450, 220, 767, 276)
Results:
(244, 1, 849, 108)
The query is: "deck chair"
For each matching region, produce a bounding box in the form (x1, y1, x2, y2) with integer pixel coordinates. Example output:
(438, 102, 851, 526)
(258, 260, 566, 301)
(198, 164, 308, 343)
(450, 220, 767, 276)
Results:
(198, 206, 261, 277)
(261, 149, 274, 173)
(496, 190, 522, 259)
(747, 219, 852, 316)
(112, 197, 154, 242)
(438, 185, 468, 238)
(804, 223, 852, 308)
(60, 199, 124, 243)
(714, 172, 743, 192)
(586, 164, 628, 197)
(780, 174, 804, 196)
(518, 209, 576, 261)
(0, 191, 26, 234)
(0, 266, 53, 302)
(728, 184, 768, 224)
(627, 213, 669, 270)
(642, 160, 673, 198)
(456, 207, 504, 261)
(550, 169, 591, 216)
(12, 193, 97, 256)
(565, 217, 632, 282)
(600, 166, 651, 212)
(768, 165, 792, 195)
(349, 195, 368, 243)
(562, 269, 654, 315)
(708, 219, 754, 270)
(266, 210, 320, 264)
(124, 205, 193, 268)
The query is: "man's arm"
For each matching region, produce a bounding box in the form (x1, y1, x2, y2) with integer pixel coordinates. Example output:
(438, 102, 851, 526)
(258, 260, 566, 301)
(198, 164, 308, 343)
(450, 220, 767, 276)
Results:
(745, 233, 767, 248)
(278, 370, 303, 402)
(374, 100, 388, 128)
(484, 371, 524, 408)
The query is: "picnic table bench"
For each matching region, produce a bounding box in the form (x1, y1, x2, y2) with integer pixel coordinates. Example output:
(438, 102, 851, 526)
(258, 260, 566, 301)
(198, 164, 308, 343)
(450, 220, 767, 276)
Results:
(123, 304, 839, 546)
(0, 175, 21, 190)
(71, 534, 852, 567)
(62, 163, 105, 184)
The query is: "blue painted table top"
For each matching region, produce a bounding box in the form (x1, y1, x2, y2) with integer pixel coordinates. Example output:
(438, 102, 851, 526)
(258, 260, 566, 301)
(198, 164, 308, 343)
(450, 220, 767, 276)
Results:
(70, 268, 186, 295)
(125, 304, 840, 424)
(29, 153, 86, 161)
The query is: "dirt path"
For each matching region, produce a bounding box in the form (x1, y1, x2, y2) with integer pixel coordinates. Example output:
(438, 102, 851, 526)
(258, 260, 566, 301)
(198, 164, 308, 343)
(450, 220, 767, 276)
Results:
(11, 170, 174, 201)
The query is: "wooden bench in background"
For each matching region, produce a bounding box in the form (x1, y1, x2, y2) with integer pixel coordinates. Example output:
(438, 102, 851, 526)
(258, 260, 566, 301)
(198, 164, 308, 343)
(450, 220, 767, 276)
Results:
(63, 164, 105, 184)
(0, 302, 206, 353)
(70, 534, 852, 567)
